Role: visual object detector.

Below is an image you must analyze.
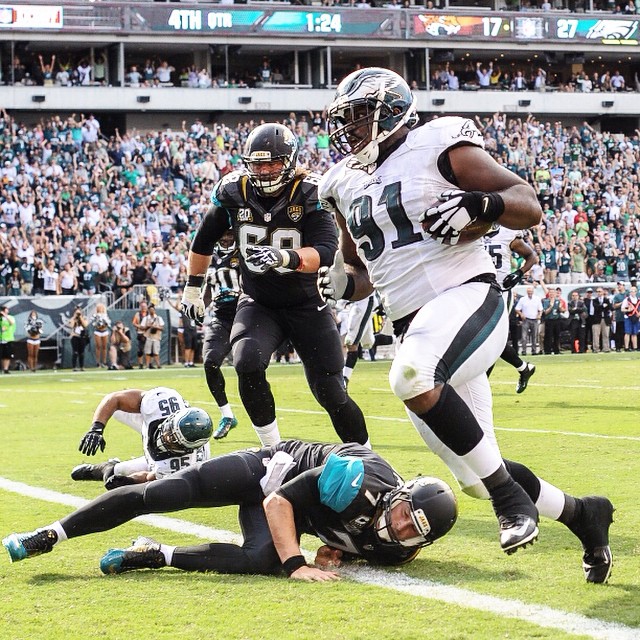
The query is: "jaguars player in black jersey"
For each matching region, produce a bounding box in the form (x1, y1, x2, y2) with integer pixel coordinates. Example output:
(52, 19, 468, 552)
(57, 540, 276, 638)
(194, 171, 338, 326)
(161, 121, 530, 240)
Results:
(3, 440, 457, 581)
(181, 123, 368, 447)
(202, 229, 241, 439)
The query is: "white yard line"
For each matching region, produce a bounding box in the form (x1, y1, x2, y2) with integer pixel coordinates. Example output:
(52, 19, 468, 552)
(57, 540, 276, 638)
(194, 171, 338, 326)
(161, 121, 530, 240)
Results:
(0, 476, 636, 640)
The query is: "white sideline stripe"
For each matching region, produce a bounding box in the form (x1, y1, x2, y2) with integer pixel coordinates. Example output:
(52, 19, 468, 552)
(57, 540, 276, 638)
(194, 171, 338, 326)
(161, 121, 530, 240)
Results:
(341, 566, 638, 640)
(1, 477, 637, 640)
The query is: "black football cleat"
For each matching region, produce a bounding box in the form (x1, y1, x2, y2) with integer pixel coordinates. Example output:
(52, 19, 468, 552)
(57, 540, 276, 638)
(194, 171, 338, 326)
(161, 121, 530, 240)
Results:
(491, 479, 539, 554)
(71, 459, 119, 482)
(516, 363, 536, 394)
(100, 536, 165, 574)
(3, 529, 58, 562)
(499, 515, 539, 554)
(568, 496, 615, 584)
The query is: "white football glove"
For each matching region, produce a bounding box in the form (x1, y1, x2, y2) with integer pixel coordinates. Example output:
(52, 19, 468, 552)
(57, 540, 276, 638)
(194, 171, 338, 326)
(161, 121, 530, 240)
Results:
(181, 285, 205, 325)
(420, 189, 502, 246)
(317, 250, 348, 307)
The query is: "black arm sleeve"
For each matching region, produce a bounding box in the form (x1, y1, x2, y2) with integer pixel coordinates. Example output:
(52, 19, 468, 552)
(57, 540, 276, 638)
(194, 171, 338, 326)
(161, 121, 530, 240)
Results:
(304, 209, 338, 268)
(190, 205, 232, 256)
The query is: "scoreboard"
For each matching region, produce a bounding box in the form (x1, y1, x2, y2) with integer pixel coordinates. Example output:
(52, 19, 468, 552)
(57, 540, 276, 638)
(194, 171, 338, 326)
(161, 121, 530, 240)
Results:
(1, 3, 639, 46)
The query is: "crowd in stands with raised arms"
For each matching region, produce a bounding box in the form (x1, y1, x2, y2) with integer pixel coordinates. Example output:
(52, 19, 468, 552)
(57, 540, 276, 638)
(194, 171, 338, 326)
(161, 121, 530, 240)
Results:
(2, 106, 640, 362)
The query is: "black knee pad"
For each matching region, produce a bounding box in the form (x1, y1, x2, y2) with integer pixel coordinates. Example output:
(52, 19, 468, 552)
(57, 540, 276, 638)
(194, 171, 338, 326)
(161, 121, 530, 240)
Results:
(203, 357, 219, 374)
(143, 475, 194, 511)
(309, 372, 346, 408)
(232, 337, 265, 374)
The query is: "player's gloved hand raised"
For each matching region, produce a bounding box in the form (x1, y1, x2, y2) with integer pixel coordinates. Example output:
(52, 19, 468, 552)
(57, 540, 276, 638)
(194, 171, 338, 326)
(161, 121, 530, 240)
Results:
(419, 189, 504, 246)
(181, 284, 205, 325)
(79, 421, 106, 456)
(317, 250, 351, 307)
(502, 269, 524, 291)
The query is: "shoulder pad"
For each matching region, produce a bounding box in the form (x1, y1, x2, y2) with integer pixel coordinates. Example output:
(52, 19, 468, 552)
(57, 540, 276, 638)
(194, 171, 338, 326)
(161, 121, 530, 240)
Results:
(415, 117, 484, 151)
(318, 454, 364, 513)
(211, 171, 245, 207)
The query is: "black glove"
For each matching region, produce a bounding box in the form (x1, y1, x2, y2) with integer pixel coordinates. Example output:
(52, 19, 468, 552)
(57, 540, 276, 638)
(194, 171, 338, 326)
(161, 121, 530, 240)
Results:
(502, 269, 524, 291)
(105, 474, 138, 491)
(78, 421, 106, 456)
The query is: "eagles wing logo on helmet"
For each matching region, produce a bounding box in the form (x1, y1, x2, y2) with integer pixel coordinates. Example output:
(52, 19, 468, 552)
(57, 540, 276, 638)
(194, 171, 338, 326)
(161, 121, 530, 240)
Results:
(328, 67, 418, 166)
(155, 407, 213, 456)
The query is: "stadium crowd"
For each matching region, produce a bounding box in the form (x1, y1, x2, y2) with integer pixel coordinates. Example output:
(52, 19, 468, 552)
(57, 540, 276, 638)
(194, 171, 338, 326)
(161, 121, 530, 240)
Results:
(1, 107, 640, 365)
(5, 50, 640, 95)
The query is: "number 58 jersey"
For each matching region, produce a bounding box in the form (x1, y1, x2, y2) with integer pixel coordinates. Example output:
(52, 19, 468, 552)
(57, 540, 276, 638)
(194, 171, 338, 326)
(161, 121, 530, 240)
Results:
(318, 117, 495, 321)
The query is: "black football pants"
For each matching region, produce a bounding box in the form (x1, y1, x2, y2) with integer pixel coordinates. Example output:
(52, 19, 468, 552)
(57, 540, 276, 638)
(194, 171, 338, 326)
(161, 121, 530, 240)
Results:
(59, 450, 282, 574)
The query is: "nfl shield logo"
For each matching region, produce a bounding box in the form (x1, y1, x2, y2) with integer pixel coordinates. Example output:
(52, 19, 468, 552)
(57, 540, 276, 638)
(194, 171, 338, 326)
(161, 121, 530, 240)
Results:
(263, 212, 272, 222)
(287, 206, 303, 222)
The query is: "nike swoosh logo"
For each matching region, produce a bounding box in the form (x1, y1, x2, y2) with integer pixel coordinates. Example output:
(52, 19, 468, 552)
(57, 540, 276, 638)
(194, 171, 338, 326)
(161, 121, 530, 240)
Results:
(482, 196, 490, 215)
(317, 304, 327, 312)
(351, 472, 363, 488)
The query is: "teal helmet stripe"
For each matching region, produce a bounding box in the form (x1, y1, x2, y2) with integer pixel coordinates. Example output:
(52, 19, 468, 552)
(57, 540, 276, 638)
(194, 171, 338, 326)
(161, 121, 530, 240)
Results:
(318, 454, 365, 513)
(435, 287, 504, 382)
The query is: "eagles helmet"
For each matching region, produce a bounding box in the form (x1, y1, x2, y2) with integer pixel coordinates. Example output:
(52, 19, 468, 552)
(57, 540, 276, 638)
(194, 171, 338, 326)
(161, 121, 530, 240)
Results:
(154, 407, 213, 455)
(242, 123, 299, 196)
(327, 67, 418, 166)
(375, 476, 457, 548)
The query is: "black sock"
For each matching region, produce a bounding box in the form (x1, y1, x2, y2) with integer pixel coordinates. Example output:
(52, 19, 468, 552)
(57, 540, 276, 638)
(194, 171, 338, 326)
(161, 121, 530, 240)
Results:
(416, 384, 484, 456)
(345, 351, 359, 369)
(501, 342, 524, 369)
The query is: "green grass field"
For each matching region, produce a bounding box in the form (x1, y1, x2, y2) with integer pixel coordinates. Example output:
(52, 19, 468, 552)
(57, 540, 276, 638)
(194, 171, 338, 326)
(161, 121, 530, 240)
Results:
(1, 355, 639, 640)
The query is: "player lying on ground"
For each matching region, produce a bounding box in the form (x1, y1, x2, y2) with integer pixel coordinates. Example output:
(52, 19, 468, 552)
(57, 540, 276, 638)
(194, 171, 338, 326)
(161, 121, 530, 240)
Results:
(3, 441, 457, 581)
(70, 387, 212, 489)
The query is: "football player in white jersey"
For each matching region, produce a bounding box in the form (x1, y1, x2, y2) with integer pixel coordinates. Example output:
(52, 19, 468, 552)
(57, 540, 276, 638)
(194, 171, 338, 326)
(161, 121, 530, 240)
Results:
(342, 293, 376, 387)
(71, 387, 213, 489)
(484, 225, 539, 393)
(317, 67, 614, 583)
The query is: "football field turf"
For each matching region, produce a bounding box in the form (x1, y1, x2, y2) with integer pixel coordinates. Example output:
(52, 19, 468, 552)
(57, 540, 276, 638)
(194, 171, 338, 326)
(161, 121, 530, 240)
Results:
(0, 354, 638, 640)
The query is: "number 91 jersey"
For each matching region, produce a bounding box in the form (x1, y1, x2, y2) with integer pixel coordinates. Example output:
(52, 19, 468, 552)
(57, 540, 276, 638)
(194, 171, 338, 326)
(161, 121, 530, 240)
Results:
(211, 171, 338, 308)
(318, 117, 495, 321)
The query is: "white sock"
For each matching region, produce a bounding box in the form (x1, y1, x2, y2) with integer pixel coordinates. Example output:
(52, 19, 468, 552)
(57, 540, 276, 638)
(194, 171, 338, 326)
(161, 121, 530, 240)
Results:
(343, 366, 353, 381)
(49, 521, 68, 544)
(114, 456, 149, 477)
(253, 420, 281, 446)
(361, 439, 371, 450)
(159, 544, 176, 565)
(516, 362, 527, 372)
(535, 478, 566, 521)
(220, 404, 234, 420)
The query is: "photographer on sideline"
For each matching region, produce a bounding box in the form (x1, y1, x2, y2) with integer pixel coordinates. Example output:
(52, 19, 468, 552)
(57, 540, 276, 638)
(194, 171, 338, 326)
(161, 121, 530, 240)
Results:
(140, 303, 164, 369)
(68, 305, 89, 372)
(0, 305, 16, 374)
(109, 320, 132, 370)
